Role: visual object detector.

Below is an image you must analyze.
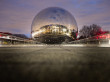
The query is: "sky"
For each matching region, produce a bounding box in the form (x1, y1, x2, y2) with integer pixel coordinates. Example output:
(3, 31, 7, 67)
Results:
(0, 0, 110, 37)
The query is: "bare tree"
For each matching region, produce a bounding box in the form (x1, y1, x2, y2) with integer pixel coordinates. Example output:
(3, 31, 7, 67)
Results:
(79, 24, 103, 39)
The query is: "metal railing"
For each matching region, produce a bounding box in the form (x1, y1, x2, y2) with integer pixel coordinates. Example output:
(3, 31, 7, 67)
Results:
(68, 33, 110, 44)
(0, 33, 35, 45)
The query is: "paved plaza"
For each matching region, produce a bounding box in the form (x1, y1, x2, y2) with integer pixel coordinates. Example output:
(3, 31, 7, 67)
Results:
(0, 45, 110, 82)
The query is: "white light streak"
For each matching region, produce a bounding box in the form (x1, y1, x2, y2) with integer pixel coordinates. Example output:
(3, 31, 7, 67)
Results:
(32, 30, 43, 38)
(63, 28, 67, 32)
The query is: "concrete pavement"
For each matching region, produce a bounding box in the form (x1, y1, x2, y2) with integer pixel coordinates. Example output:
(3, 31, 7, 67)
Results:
(0, 45, 110, 82)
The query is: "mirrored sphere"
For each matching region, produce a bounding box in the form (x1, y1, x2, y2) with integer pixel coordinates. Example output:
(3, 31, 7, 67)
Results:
(31, 7, 78, 44)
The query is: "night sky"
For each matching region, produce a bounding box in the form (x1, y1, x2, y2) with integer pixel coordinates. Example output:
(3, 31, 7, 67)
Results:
(0, 0, 110, 37)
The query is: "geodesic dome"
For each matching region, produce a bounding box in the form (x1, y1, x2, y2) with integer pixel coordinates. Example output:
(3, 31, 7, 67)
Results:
(31, 7, 78, 33)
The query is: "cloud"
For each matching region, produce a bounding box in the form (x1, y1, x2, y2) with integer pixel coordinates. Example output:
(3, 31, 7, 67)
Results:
(0, 0, 110, 35)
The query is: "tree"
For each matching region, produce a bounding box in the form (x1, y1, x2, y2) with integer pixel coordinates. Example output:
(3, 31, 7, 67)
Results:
(79, 25, 91, 38)
(79, 24, 106, 39)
